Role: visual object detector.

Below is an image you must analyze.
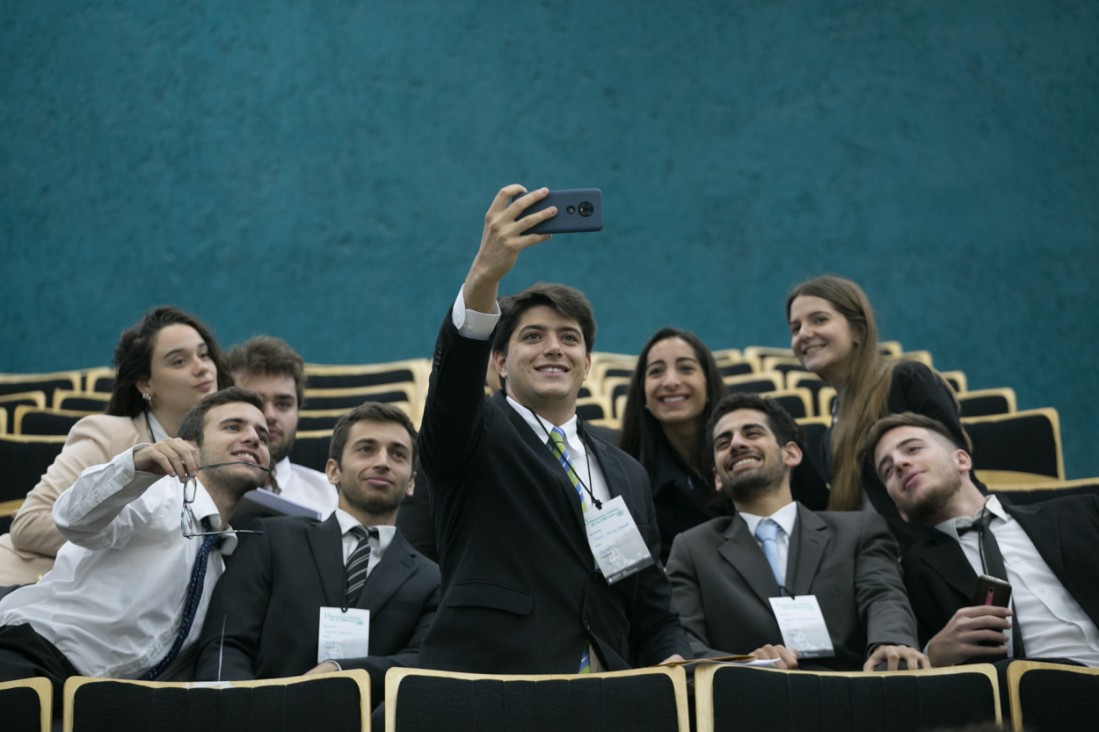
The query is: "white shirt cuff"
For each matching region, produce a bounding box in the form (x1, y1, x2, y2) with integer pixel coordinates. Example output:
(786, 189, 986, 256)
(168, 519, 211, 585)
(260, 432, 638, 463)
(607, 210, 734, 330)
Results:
(452, 287, 500, 341)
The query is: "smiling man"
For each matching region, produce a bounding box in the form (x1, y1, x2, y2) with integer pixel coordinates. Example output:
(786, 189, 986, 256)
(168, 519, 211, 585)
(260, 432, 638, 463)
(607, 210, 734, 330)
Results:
(868, 412, 1099, 668)
(666, 393, 927, 671)
(415, 185, 689, 675)
(0, 388, 270, 702)
(194, 401, 439, 709)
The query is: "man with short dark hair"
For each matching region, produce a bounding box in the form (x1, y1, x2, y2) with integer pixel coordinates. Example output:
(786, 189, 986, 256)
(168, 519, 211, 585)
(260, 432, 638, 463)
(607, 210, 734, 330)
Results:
(0, 388, 271, 700)
(225, 335, 336, 517)
(194, 401, 439, 708)
(869, 412, 1099, 667)
(415, 185, 689, 674)
(667, 393, 926, 671)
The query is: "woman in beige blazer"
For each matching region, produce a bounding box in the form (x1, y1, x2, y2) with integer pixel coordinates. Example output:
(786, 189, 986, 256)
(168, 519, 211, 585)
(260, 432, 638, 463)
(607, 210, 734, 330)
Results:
(0, 306, 231, 586)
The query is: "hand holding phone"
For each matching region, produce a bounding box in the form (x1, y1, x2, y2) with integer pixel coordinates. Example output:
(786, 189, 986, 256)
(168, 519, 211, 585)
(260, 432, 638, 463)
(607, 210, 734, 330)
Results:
(515, 188, 603, 234)
(971, 574, 1012, 607)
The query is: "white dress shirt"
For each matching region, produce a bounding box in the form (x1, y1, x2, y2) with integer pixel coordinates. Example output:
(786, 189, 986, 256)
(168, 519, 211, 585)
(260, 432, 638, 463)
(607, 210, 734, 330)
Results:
(936, 495, 1099, 665)
(0, 447, 236, 679)
(272, 457, 338, 518)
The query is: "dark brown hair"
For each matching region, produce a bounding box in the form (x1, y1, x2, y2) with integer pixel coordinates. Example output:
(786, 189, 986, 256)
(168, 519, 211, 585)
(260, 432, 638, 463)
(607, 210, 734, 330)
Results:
(107, 306, 231, 418)
(328, 401, 418, 465)
(224, 335, 306, 407)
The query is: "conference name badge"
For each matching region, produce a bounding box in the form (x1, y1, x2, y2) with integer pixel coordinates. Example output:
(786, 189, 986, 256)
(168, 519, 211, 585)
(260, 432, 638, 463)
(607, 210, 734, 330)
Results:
(584, 496, 654, 584)
(318, 607, 371, 663)
(768, 595, 835, 659)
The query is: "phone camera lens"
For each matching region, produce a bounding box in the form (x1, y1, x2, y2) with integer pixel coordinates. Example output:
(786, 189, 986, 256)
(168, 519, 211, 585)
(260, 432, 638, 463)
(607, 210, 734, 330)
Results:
(566, 205, 576, 215)
(578, 202, 594, 217)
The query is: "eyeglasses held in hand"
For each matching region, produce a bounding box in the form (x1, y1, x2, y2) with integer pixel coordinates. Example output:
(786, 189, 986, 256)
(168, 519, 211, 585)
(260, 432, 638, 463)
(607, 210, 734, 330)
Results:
(180, 461, 269, 539)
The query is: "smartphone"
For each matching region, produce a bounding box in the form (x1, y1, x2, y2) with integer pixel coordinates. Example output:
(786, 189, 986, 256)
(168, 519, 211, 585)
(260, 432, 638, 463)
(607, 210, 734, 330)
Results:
(516, 188, 603, 234)
(971, 574, 1012, 607)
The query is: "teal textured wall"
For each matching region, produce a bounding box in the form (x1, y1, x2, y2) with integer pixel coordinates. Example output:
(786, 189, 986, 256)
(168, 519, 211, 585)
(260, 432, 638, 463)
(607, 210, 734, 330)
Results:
(3, 2, 1097, 476)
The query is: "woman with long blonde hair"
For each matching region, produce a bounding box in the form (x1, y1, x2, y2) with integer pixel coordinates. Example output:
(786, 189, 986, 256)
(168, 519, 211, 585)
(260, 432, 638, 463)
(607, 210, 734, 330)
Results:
(786, 275, 969, 547)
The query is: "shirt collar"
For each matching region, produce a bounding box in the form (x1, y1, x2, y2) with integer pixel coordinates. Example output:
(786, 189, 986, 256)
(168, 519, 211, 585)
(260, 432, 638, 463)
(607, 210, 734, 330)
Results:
(188, 477, 238, 555)
(936, 494, 1007, 540)
(335, 508, 397, 557)
(506, 395, 582, 453)
(739, 500, 798, 537)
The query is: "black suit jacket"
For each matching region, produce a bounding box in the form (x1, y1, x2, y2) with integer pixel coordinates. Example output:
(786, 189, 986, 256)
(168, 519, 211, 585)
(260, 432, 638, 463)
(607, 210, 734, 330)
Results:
(416, 311, 689, 674)
(903, 494, 1099, 653)
(193, 514, 440, 704)
(668, 505, 918, 670)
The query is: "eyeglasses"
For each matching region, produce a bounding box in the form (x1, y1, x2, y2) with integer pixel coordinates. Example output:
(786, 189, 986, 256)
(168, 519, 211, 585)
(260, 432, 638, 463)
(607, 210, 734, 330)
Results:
(181, 462, 266, 540)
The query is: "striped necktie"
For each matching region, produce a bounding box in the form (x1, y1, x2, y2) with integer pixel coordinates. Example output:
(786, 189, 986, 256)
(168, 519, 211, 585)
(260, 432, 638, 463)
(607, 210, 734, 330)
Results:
(547, 427, 592, 672)
(344, 525, 379, 607)
(548, 427, 585, 512)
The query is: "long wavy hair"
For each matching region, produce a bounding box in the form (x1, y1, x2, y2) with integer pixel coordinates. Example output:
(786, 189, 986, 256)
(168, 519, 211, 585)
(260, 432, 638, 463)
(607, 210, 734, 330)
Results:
(786, 275, 959, 510)
(619, 328, 727, 489)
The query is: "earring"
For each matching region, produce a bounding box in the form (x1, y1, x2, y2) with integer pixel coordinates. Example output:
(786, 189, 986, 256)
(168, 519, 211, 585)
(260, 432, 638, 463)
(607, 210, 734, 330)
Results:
(142, 393, 152, 403)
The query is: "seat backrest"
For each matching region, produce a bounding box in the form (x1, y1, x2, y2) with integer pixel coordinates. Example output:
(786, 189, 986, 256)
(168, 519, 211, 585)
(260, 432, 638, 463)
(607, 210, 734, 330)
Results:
(1007, 660, 1099, 731)
(288, 429, 335, 473)
(0, 676, 52, 732)
(14, 407, 87, 436)
(385, 666, 689, 732)
(63, 671, 370, 732)
(964, 408, 1064, 483)
(957, 388, 1017, 417)
(695, 664, 1000, 732)
(0, 434, 67, 502)
(0, 372, 82, 399)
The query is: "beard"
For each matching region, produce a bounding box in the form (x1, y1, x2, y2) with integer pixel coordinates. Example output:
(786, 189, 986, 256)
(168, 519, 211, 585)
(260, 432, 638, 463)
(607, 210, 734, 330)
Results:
(269, 435, 294, 464)
(721, 459, 785, 504)
(901, 470, 963, 524)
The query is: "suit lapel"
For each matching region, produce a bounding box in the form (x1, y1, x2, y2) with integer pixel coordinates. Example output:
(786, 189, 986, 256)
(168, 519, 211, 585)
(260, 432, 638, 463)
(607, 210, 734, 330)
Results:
(919, 531, 976, 599)
(358, 531, 415, 611)
(787, 505, 828, 597)
(495, 392, 587, 527)
(1005, 502, 1065, 578)
(718, 516, 781, 605)
(307, 515, 347, 606)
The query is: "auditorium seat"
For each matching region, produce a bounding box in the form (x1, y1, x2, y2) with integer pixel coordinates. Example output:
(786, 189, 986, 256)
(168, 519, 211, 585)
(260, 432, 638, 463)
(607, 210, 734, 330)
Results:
(52, 390, 111, 413)
(694, 663, 1000, 732)
(0, 434, 66, 503)
(965, 408, 1064, 486)
(63, 671, 371, 732)
(723, 372, 783, 395)
(0, 676, 52, 732)
(957, 387, 1017, 417)
(385, 666, 689, 732)
(13, 407, 87, 436)
(0, 372, 82, 399)
(1006, 660, 1099, 731)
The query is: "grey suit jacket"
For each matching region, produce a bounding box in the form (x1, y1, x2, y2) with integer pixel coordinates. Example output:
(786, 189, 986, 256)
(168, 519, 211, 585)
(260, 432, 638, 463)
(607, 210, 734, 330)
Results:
(666, 503, 918, 670)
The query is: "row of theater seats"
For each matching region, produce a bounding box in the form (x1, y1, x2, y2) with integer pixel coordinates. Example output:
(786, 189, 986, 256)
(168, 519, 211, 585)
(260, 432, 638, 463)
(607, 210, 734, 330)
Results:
(0, 343, 1092, 529)
(3, 660, 1095, 731)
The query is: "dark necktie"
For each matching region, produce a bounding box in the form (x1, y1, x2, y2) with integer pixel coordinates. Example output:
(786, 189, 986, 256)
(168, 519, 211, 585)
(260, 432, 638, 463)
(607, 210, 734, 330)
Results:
(344, 525, 379, 607)
(142, 521, 219, 680)
(959, 509, 1026, 658)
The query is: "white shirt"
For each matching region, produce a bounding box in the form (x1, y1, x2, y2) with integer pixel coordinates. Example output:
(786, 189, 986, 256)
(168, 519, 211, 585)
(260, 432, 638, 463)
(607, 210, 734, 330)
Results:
(936, 495, 1099, 665)
(272, 457, 338, 518)
(334, 508, 396, 578)
(738, 501, 799, 587)
(0, 447, 236, 679)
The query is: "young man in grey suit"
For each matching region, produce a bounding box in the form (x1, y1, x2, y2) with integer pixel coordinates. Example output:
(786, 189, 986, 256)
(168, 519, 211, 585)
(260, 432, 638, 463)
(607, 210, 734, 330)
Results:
(869, 412, 1099, 668)
(193, 402, 440, 707)
(416, 185, 689, 674)
(667, 393, 928, 671)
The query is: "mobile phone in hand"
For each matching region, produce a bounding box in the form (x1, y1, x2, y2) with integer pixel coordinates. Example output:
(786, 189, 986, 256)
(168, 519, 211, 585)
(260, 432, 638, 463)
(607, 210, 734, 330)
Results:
(972, 574, 1012, 607)
(517, 188, 603, 234)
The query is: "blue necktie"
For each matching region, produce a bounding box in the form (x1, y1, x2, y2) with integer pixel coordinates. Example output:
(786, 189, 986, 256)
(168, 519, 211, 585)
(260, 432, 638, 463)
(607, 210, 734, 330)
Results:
(755, 518, 785, 591)
(142, 522, 218, 680)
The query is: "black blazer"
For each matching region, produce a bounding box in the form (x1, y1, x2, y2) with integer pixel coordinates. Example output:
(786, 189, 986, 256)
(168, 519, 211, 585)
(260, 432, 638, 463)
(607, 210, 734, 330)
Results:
(193, 514, 440, 705)
(903, 494, 1099, 653)
(416, 311, 689, 674)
